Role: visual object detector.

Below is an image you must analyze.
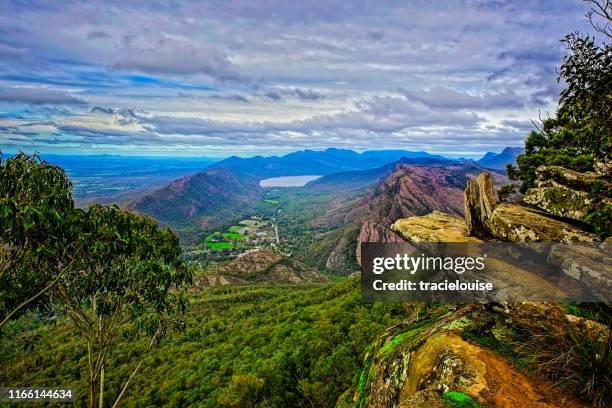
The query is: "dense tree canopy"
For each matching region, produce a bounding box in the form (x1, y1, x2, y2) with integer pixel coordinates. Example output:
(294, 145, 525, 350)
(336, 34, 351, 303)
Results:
(1, 152, 191, 407)
(0, 153, 76, 327)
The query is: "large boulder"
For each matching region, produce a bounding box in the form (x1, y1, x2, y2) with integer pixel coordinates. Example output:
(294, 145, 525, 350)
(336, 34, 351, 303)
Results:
(525, 164, 611, 222)
(464, 172, 497, 237)
(488, 204, 599, 244)
(534, 165, 599, 190)
(524, 185, 591, 221)
(391, 211, 483, 245)
(548, 243, 612, 301)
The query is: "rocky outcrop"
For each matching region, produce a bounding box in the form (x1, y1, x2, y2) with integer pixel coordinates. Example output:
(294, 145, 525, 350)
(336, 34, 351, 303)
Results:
(533, 165, 599, 190)
(339, 303, 590, 408)
(462, 168, 601, 243)
(488, 204, 599, 244)
(464, 172, 497, 236)
(548, 243, 612, 300)
(342, 164, 610, 408)
(194, 248, 327, 289)
(459, 167, 603, 243)
(321, 160, 508, 271)
(391, 211, 482, 244)
(391, 211, 575, 302)
(524, 185, 591, 221)
(523, 165, 611, 222)
(356, 221, 403, 265)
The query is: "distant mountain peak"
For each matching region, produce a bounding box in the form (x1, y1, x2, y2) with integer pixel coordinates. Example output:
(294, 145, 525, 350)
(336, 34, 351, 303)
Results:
(477, 146, 524, 170)
(501, 146, 524, 154)
(478, 152, 497, 162)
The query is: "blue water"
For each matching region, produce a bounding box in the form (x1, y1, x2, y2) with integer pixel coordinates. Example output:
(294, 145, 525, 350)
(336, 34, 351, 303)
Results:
(259, 175, 321, 187)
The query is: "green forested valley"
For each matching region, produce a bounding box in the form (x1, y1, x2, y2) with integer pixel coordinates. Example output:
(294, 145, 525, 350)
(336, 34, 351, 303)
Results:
(1, 279, 406, 407)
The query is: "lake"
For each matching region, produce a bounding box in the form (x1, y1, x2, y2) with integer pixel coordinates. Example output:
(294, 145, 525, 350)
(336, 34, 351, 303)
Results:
(259, 175, 322, 187)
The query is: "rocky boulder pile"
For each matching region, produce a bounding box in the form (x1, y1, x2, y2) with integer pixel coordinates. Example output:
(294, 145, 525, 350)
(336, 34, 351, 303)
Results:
(392, 163, 611, 302)
(523, 165, 610, 222)
(341, 164, 611, 408)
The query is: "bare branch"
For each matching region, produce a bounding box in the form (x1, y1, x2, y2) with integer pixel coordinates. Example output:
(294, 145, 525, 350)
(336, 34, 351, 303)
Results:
(584, 0, 612, 40)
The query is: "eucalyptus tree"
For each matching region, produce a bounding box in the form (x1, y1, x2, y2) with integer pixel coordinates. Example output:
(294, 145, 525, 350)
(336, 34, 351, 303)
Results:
(53, 205, 192, 408)
(0, 152, 76, 328)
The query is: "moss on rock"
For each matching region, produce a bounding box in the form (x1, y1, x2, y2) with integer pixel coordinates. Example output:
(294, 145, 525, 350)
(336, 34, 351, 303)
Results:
(443, 391, 479, 408)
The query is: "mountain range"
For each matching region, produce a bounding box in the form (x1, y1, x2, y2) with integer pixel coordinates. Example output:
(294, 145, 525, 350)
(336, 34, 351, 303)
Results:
(129, 147, 516, 248)
(477, 147, 523, 170)
(129, 149, 447, 231)
(208, 148, 444, 178)
(306, 158, 509, 272)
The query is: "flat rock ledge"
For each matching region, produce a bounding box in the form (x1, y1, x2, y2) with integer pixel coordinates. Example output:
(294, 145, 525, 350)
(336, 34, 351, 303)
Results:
(488, 204, 599, 244)
(391, 211, 483, 244)
(535, 165, 600, 190)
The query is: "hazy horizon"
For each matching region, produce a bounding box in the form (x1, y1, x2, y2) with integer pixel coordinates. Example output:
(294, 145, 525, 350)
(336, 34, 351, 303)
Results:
(1, 145, 521, 160)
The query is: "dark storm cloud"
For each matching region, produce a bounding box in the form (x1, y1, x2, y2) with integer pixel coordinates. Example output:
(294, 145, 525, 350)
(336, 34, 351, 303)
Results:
(0, 87, 86, 105)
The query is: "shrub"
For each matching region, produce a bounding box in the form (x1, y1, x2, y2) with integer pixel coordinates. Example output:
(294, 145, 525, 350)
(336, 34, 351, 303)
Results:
(513, 306, 611, 407)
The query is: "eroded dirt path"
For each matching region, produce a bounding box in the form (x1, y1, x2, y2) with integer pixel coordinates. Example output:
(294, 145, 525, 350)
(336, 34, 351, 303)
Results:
(400, 333, 584, 408)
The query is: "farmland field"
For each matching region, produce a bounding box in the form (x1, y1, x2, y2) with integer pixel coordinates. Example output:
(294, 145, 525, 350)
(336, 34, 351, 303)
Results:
(202, 219, 271, 251)
(205, 242, 234, 250)
(221, 232, 247, 240)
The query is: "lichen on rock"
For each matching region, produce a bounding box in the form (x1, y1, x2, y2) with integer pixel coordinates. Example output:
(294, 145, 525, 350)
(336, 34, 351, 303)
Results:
(534, 165, 599, 190)
(524, 185, 591, 221)
(488, 204, 599, 244)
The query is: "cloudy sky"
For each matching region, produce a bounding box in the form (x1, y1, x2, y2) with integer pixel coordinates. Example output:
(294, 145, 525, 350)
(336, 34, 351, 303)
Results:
(0, 0, 595, 157)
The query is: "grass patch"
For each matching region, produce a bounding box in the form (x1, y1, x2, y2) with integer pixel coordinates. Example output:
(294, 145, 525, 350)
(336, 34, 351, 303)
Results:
(221, 232, 246, 240)
(443, 391, 479, 408)
(202, 230, 248, 250)
(206, 242, 233, 250)
(512, 307, 611, 408)
(562, 302, 612, 324)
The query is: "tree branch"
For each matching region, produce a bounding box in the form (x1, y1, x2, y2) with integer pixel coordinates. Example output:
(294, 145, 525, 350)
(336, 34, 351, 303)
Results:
(111, 328, 161, 408)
